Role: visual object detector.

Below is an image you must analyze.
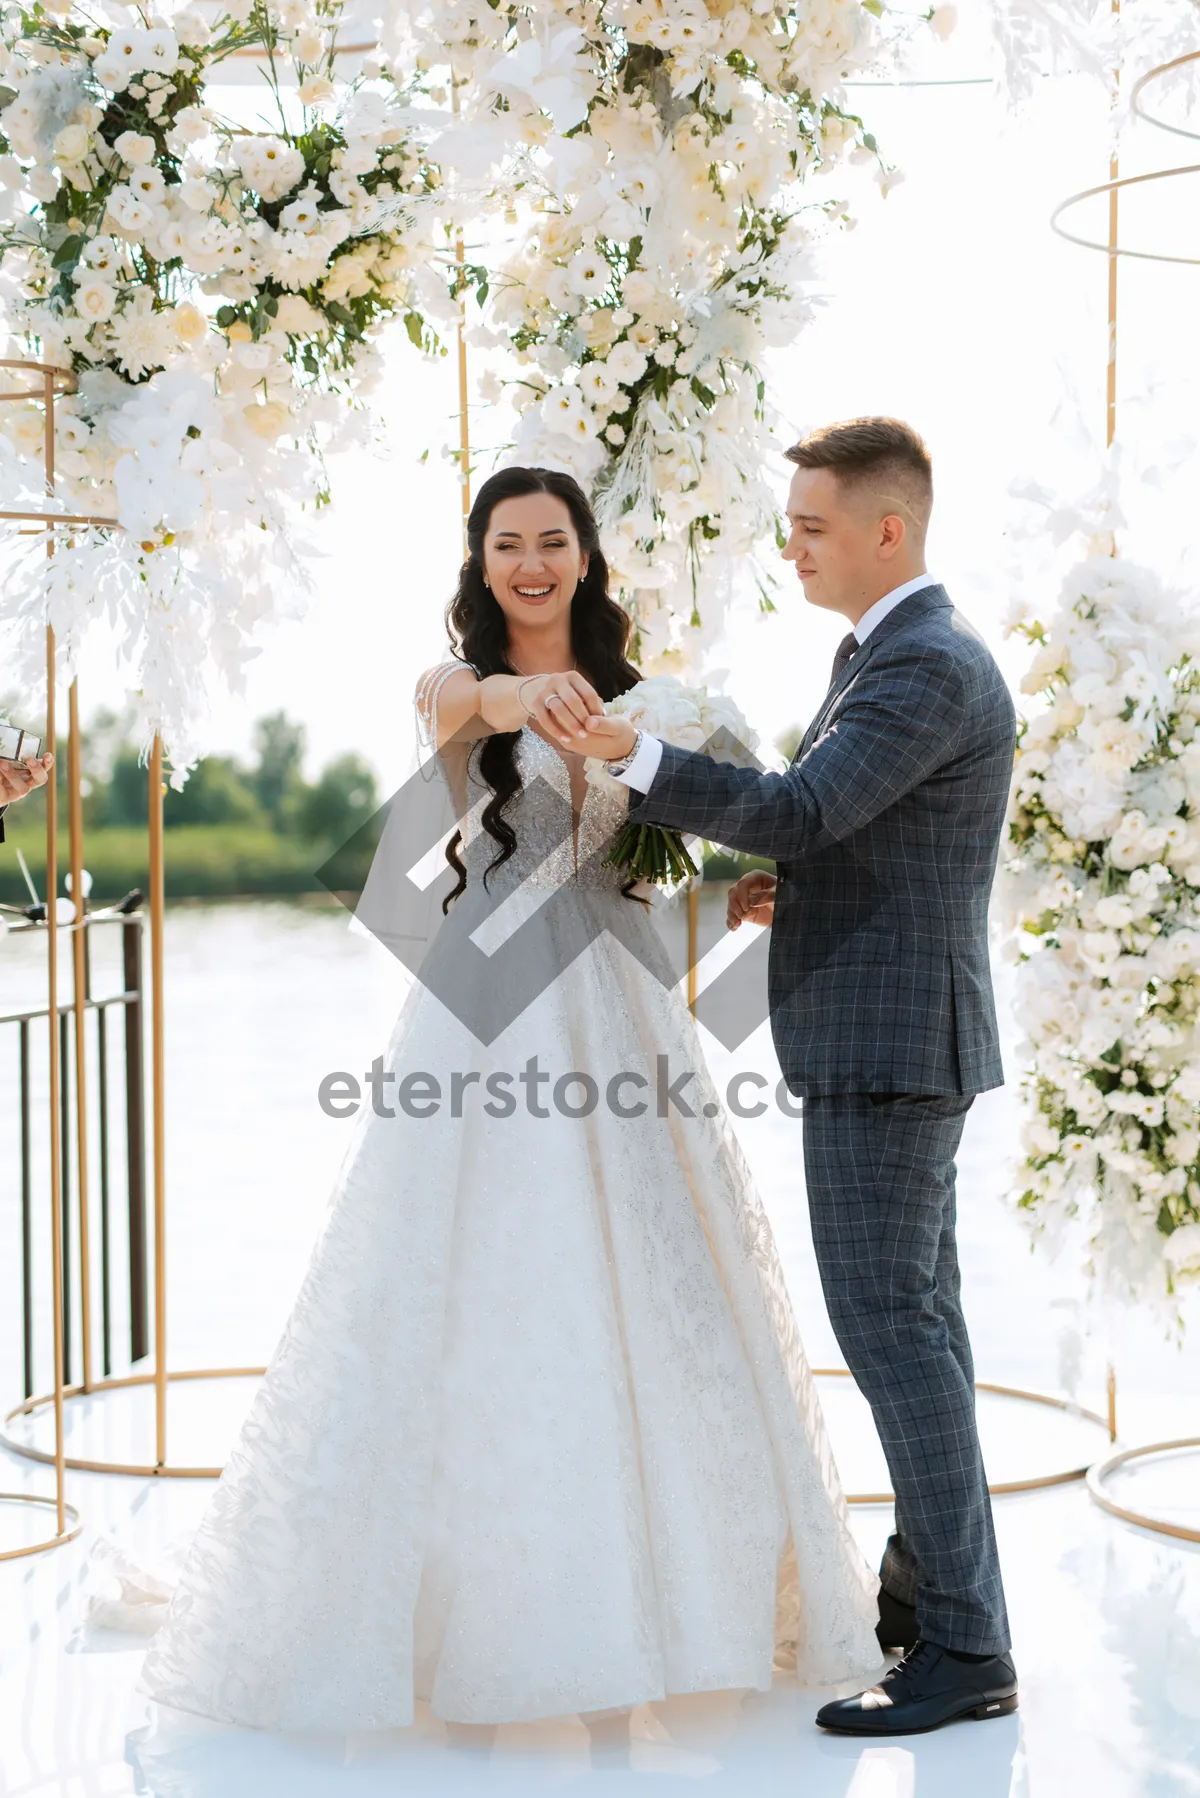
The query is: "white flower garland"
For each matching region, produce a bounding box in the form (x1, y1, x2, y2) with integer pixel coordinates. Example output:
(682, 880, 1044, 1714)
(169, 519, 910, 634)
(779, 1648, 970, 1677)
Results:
(1000, 552, 1200, 1313)
(0, 0, 457, 772)
(0, 0, 923, 763)
(390, 0, 926, 676)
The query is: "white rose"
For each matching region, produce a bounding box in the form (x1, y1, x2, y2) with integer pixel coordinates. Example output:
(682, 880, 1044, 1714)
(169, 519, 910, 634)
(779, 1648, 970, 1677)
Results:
(167, 106, 209, 148)
(172, 300, 208, 344)
(0, 154, 24, 191)
(273, 293, 323, 333)
(298, 75, 336, 107)
(242, 399, 291, 440)
(114, 130, 156, 166)
(74, 278, 117, 321)
(54, 124, 91, 164)
(621, 269, 657, 308)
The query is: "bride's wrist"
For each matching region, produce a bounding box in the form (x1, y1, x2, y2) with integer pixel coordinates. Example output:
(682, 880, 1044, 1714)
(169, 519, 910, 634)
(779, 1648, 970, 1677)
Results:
(478, 672, 537, 728)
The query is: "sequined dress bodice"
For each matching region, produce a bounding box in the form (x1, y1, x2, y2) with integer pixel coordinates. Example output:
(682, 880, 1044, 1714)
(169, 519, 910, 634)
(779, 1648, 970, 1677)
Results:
(456, 725, 632, 898)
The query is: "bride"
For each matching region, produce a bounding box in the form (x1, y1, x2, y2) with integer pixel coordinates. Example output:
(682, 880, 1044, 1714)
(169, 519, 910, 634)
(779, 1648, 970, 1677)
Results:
(137, 465, 881, 1740)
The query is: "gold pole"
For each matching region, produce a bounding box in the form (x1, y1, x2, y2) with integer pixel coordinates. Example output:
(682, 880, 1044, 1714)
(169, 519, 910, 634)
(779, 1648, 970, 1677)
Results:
(1104, 0, 1119, 1435)
(1106, 0, 1120, 456)
(148, 733, 167, 1467)
(686, 882, 699, 1016)
(451, 72, 471, 549)
(67, 680, 93, 1391)
(43, 370, 66, 1536)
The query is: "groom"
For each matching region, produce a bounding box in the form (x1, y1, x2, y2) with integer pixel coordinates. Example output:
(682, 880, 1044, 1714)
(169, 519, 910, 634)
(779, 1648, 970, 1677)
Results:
(581, 416, 1019, 1735)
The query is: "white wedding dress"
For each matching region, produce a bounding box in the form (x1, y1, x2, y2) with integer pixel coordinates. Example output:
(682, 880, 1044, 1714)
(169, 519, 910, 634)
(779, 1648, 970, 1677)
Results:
(136, 669, 880, 1731)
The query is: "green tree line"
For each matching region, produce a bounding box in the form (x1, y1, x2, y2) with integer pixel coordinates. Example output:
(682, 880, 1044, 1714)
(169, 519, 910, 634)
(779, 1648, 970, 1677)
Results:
(0, 699, 381, 904)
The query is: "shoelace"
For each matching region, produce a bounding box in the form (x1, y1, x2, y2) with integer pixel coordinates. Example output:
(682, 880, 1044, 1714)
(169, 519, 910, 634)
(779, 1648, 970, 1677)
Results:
(884, 1639, 941, 1688)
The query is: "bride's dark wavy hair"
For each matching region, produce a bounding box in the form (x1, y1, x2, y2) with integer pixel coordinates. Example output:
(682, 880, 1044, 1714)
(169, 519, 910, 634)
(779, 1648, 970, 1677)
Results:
(442, 466, 641, 910)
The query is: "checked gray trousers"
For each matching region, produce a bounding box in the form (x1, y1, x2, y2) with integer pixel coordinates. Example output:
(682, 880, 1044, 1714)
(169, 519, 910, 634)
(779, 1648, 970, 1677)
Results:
(803, 1092, 1010, 1656)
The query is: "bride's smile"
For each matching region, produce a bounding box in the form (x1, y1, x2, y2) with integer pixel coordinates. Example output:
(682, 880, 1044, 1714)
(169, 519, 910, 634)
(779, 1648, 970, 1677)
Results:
(483, 490, 590, 631)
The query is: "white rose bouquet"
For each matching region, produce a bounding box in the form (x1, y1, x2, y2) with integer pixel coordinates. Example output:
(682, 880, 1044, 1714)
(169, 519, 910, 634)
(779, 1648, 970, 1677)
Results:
(585, 674, 759, 889)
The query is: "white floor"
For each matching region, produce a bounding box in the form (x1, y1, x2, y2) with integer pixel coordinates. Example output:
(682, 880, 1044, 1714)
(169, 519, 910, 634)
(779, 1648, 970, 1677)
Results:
(2, 1378, 1197, 1796)
(2, 898, 1199, 1795)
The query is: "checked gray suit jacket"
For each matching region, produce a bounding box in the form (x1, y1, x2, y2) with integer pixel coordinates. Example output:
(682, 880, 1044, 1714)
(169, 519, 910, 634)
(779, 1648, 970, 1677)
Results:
(628, 584, 1017, 1095)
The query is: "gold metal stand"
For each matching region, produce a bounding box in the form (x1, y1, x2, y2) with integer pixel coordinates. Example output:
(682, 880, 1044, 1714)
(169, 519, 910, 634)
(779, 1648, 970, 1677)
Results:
(0, 359, 83, 1558)
(814, 1369, 1117, 1505)
(1048, 26, 1200, 1538)
(2, 1368, 266, 1478)
(0, 361, 262, 1481)
(1086, 1438, 1200, 1544)
(451, 71, 472, 548)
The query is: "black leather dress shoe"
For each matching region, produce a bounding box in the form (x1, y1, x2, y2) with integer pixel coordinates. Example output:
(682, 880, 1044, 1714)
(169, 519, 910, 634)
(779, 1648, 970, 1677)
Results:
(816, 1640, 1018, 1736)
(876, 1587, 919, 1653)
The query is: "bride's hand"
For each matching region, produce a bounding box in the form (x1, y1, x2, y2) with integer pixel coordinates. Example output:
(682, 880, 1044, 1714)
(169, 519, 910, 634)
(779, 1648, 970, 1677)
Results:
(523, 672, 606, 746)
(727, 871, 776, 930)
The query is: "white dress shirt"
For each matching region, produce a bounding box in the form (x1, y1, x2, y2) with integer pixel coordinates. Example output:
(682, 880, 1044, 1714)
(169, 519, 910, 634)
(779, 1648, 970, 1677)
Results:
(614, 573, 941, 795)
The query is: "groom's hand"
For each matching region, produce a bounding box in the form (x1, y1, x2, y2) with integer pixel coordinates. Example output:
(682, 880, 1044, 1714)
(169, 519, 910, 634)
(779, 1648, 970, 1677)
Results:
(726, 871, 776, 930)
(584, 714, 638, 759)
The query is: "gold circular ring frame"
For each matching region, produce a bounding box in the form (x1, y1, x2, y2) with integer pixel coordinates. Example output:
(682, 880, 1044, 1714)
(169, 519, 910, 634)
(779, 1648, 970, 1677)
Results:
(1050, 48, 1200, 266)
(814, 1369, 1113, 1505)
(1, 1368, 266, 1478)
(1131, 49, 1200, 141)
(1049, 163, 1200, 265)
(0, 1492, 82, 1562)
(1086, 1438, 1200, 1544)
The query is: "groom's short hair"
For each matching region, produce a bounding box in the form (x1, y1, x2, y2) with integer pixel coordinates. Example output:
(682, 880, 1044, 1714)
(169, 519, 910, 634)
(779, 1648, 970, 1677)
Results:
(785, 417, 933, 543)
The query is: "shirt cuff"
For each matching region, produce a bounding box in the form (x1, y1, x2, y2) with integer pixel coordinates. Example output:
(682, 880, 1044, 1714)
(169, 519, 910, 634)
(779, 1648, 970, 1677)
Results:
(613, 731, 664, 794)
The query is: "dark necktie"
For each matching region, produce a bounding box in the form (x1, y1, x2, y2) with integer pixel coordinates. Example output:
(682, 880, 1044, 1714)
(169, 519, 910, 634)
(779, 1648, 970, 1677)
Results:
(829, 631, 858, 687)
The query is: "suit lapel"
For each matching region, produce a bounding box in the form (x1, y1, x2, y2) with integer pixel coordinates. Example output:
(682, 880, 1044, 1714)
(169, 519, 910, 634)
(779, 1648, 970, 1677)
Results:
(792, 584, 952, 765)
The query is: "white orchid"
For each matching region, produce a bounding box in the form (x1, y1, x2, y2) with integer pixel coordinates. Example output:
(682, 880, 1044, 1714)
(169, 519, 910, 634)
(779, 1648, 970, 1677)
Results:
(1002, 546, 1200, 1312)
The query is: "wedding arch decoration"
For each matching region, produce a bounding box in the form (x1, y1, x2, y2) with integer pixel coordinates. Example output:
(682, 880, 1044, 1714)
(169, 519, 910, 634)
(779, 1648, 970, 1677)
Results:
(0, 0, 460, 771)
(998, 6, 1200, 1326)
(0, 0, 927, 1499)
(0, 0, 933, 765)
(1001, 551, 1200, 1313)
(390, 0, 933, 674)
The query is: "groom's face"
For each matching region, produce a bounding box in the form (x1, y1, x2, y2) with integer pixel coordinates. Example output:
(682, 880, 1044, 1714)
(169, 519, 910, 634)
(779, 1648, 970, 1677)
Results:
(782, 466, 896, 619)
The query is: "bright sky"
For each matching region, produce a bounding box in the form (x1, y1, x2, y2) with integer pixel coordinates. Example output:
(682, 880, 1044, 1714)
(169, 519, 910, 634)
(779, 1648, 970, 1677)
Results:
(14, 0, 1200, 787)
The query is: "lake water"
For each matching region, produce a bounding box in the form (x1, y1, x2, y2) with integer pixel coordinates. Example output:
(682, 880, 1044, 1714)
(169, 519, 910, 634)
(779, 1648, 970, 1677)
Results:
(2, 890, 1195, 1481)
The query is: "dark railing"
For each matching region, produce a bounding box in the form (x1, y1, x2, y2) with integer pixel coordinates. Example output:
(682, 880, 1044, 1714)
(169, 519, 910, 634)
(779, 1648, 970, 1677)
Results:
(2, 894, 148, 1398)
